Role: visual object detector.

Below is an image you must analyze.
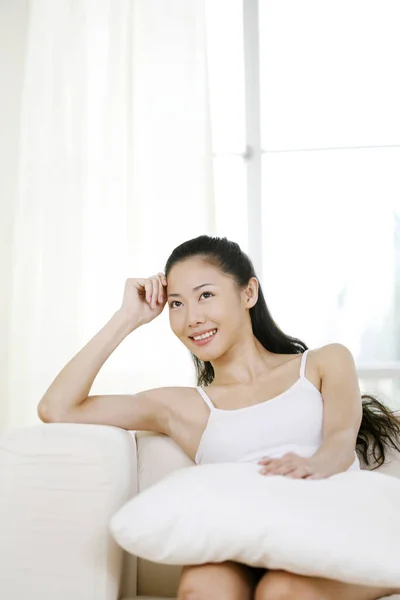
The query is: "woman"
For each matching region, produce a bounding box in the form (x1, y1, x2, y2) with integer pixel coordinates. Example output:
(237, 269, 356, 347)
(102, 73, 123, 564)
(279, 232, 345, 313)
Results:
(38, 235, 400, 600)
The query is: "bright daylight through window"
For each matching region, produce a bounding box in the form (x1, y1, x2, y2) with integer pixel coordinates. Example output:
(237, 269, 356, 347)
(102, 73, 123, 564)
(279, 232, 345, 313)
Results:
(205, 0, 400, 408)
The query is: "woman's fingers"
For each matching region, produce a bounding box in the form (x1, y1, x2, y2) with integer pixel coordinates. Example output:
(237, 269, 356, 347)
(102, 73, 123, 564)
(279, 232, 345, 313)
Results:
(258, 454, 313, 478)
(304, 471, 323, 480)
(151, 274, 167, 308)
(145, 280, 153, 305)
(150, 279, 158, 308)
(157, 273, 166, 303)
(289, 466, 313, 478)
(142, 274, 167, 309)
(260, 463, 296, 476)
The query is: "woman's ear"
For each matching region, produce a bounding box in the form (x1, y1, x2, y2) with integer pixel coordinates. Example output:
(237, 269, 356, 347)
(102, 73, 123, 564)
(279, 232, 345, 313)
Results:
(243, 277, 259, 309)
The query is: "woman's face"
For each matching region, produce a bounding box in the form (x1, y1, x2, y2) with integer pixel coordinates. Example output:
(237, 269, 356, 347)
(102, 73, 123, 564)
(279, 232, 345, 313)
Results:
(166, 257, 256, 360)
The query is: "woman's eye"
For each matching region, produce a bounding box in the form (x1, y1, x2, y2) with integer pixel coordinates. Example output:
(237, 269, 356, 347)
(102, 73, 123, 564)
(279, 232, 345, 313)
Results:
(169, 301, 181, 309)
(169, 292, 213, 309)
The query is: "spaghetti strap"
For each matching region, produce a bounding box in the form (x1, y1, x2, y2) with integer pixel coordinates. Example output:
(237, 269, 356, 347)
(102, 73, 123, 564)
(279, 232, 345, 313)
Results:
(196, 386, 215, 411)
(299, 349, 310, 379)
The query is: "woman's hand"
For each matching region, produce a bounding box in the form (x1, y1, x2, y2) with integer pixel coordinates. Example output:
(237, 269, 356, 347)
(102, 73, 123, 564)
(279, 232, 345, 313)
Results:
(257, 453, 332, 480)
(118, 273, 168, 328)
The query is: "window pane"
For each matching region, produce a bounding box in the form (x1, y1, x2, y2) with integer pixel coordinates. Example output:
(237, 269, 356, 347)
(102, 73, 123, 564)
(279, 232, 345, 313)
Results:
(359, 379, 400, 411)
(205, 0, 246, 153)
(213, 155, 248, 252)
(259, 0, 400, 150)
(261, 147, 400, 363)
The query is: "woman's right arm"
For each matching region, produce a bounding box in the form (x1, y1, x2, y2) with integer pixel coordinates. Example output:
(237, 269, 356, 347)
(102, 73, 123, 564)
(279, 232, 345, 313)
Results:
(37, 274, 174, 433)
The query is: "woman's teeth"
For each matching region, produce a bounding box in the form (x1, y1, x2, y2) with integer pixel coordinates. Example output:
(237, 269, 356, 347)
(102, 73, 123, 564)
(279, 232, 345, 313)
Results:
(192, 329, 217, 341)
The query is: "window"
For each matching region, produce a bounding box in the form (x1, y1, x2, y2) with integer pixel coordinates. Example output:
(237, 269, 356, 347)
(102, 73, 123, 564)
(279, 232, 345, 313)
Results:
(206, 0, 400, 408)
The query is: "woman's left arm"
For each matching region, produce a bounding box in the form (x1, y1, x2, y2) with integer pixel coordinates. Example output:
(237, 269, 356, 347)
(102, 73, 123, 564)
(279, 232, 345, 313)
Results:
(258, 344, 363, 479)
(307, 343, 362, 478)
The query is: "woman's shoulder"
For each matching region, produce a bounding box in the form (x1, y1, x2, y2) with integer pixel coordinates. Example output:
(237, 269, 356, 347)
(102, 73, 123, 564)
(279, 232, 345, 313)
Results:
(137, 385, 199, 406)
(144, 385, 205, 413)
(311, 342, 353, 360)
(145, 385, 212, 435)
(310, 343, 355, 376)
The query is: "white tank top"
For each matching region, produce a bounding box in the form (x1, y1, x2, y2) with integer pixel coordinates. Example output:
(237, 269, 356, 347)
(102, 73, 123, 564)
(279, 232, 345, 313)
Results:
(195, 349, 361, 471)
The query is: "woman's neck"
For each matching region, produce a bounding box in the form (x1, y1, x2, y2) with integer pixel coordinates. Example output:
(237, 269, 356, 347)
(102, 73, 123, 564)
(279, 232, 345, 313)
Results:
(210, 336, 279, 387)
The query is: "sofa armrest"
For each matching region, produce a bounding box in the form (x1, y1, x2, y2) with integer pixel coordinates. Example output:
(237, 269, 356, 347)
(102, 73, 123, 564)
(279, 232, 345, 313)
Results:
(0, 423, 137, 600)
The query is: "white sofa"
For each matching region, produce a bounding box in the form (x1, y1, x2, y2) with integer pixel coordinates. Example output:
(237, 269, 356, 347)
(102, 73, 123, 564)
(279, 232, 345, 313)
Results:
(1, 423, 400, 600)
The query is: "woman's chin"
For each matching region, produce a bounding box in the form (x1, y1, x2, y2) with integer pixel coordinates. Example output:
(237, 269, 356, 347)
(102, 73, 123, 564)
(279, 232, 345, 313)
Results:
(192, 345, 223, 361)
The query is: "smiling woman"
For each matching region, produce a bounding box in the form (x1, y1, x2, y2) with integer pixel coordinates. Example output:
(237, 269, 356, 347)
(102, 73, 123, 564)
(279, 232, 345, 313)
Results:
(38, 233, 400, 600)
(164, 235, 400, 470)
(165, 256, 257, 363)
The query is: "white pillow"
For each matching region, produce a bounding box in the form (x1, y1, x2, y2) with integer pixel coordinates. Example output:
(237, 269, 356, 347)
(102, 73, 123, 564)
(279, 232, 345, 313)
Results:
(109, 462, 400, 588)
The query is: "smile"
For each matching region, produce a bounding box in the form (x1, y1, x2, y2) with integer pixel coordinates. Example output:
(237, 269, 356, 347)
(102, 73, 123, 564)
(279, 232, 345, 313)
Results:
(189, 329, 218, 346)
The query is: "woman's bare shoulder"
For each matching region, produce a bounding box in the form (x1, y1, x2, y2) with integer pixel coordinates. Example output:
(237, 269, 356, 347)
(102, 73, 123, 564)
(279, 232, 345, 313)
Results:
(310, 343, 355, 377)
(135, 385, 197, 407)
(136, 384, 196, 398)
(136, 385, 204, 434)
(137, 384, 202, 417)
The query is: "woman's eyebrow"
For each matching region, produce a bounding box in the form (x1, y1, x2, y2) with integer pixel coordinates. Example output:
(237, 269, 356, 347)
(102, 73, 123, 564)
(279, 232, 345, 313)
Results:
(167, 283, 216, 298)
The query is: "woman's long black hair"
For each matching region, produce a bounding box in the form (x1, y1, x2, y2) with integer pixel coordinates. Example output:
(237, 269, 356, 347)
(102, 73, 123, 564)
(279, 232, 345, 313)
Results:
(165, 235, 400, 469)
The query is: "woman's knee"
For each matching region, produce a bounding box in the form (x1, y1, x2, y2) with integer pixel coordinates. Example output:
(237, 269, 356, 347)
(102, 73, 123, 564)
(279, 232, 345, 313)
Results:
(178, 561, 254, 600)
(254, 571, 293, 600)
(255, 570, 328, 600)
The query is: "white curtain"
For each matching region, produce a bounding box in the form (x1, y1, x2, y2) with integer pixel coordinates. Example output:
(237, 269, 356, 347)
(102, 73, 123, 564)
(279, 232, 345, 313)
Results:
(1, 0, 215, 433)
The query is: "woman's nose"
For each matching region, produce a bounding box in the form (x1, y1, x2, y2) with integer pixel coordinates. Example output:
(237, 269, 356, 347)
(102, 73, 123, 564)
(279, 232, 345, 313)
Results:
(186, 305, 205, 327)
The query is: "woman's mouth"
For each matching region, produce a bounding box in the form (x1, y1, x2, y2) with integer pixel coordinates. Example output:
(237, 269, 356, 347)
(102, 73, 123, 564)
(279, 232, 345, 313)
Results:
(189, 328, 218, 346)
